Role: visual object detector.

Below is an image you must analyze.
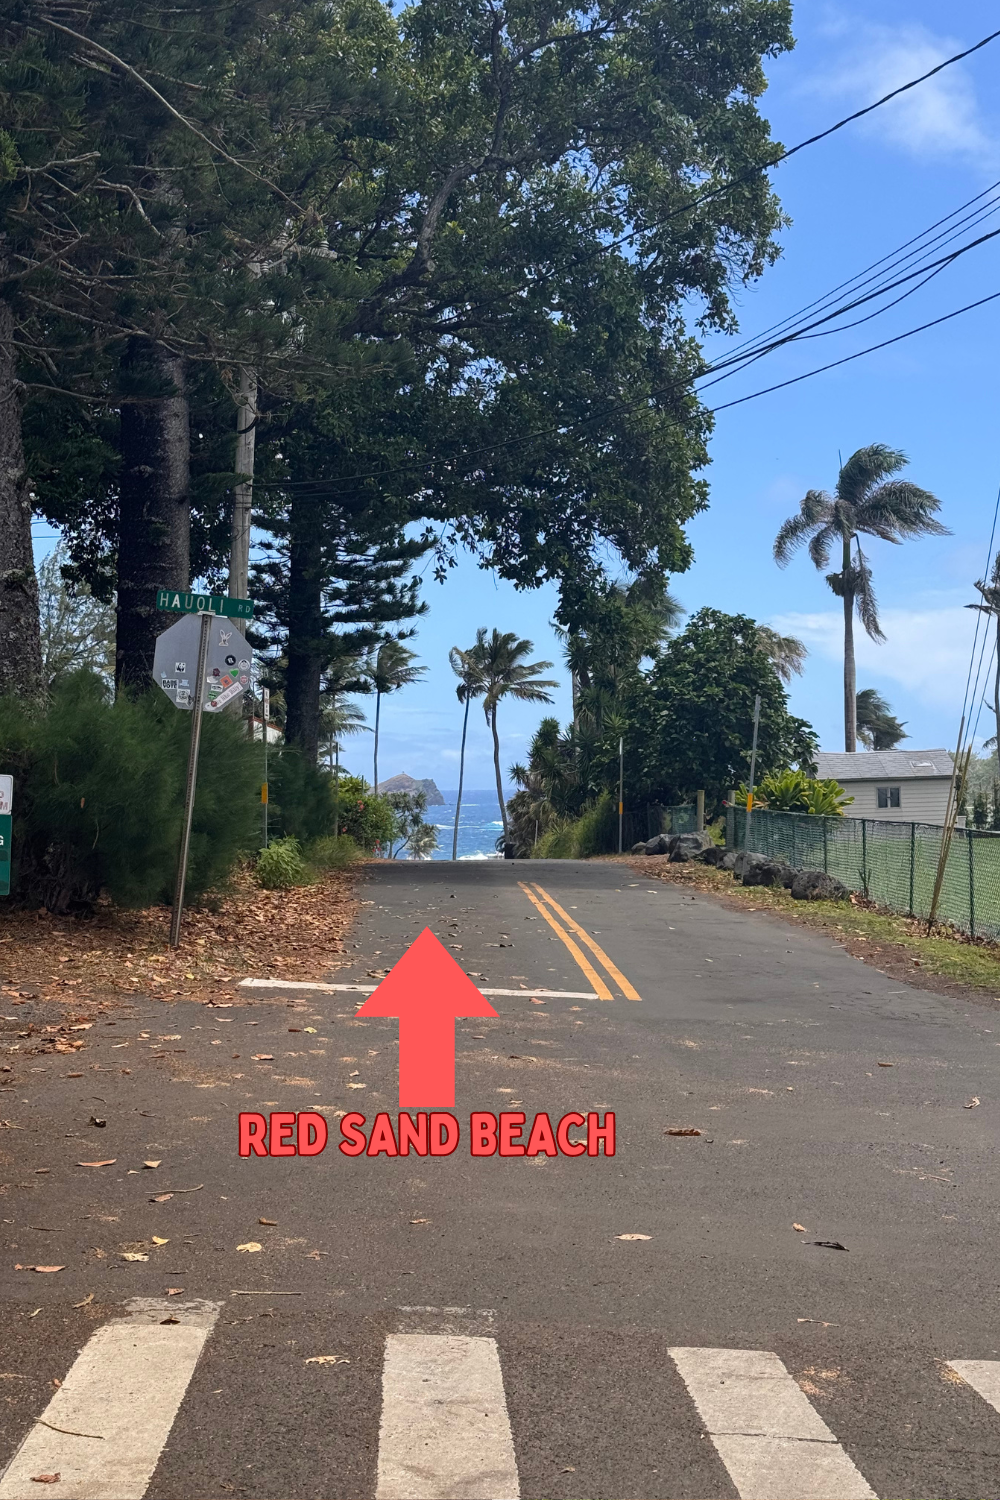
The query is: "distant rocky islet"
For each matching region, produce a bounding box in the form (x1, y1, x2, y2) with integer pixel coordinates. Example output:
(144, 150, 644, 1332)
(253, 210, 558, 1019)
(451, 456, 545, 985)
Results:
(375, 772, 446, 806)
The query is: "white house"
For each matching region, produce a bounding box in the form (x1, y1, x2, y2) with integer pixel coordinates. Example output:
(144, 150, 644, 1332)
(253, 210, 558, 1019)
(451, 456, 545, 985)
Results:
(814, 749, 960, 826)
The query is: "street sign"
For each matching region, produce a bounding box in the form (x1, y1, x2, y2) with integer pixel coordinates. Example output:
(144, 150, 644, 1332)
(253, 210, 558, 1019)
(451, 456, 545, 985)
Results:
(156, 588, 253, 620)
(0, 776, 13, 898)
(153, 615, 252, 713)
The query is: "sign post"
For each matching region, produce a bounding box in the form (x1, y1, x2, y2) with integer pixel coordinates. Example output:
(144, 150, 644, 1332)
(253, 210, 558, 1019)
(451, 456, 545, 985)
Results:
(169, 612, 212, 948)
(742, 693, 762, 874)
(0, 775, 12, 898)
(153, 588, 255, 948)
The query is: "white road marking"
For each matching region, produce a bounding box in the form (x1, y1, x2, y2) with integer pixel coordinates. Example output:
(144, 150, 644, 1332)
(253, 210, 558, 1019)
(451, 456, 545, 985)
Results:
(238, 977, 597, 999)
(669, 1347, 876, 1500)
(948, 1359, 1000, 1409)
(0, 1299, 220, 1500)
(376, 1333, 519, 1499)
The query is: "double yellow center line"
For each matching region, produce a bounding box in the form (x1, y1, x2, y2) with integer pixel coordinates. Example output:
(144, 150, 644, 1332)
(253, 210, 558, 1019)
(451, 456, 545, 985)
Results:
(517, 882, 641, 1001)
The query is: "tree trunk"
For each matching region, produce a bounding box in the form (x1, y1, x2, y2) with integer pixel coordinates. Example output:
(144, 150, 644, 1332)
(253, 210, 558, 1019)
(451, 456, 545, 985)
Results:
(490, 705, 508, 835)
(0, 293, 42, 699)
(283, 498, 324, 762)
(116, 340, 190, 692)
(373, 691, 381, 791)
(453, 693, 471, 860)
(843, 535, 857, 752)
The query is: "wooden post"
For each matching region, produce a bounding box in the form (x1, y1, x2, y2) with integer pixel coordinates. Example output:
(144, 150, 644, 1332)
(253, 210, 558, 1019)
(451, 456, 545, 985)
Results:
(696, 789, 705, 834)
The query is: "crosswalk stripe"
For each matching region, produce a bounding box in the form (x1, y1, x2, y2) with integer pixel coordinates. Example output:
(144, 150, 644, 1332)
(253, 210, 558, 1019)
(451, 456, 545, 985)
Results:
(0, 1298, 220, 1500)
(669, 1347, 876, 1500)
(376, 1333, 519, 1499)
(947, 1359, 1000, 1410)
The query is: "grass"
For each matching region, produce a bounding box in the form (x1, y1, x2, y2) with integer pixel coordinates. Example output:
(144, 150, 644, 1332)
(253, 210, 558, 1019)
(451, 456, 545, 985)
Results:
(628, 858, 1000, 996)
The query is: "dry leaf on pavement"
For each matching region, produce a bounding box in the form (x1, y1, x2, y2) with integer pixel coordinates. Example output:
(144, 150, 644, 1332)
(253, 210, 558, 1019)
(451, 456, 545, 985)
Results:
(965, 1096, 981, 1108)
(258, 1218, 278, 1226)
(304, 1355, 350, 1365)
(237, 1242, 262, 1253)
(17, 1265, 65, 1273)
(877, 1061, 895, 1067)
(151, 1237, 168, 1246)
(143, 1161, 161, 1169)
(793, 1223, 808, 1232)
(665, 1128, 702, 1136)
(30, 1475, 60, 1484)
(121, 1253, 148, 1262)
(77, 1159, 116, 1168)
(72, 1293, 94, 1308)
(616, 1234, 652, 1241)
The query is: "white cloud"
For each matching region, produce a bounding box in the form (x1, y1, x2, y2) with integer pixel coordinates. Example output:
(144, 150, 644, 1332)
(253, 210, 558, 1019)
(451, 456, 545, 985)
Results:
(807, 20, 996, 167)
(769, 605, 983, 709)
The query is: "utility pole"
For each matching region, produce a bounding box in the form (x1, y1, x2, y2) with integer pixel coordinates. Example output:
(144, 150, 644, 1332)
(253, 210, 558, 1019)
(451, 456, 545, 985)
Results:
(261, 684, 269, 849)
(618, 736, 624, 854)
(229, 366, 257, 600)
(743, 694, 762, 867)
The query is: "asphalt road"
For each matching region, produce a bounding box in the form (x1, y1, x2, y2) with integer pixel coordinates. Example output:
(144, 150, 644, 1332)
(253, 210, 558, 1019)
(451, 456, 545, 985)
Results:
(2, 857, 1000, 1500)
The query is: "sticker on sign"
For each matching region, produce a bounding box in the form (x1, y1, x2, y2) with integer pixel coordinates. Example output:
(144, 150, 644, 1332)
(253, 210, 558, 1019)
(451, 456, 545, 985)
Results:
(153, 616, 252, 711)
(0, 775, 11, 816)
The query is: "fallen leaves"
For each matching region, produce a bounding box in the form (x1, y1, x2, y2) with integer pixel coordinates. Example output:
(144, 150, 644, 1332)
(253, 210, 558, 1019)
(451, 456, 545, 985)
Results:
(965, 1096, 981, 1109)
(616, 1233, 652, 1241)
(121, 1253, 148, 1262)
(77, 1159, 116, 1169)
(810, 1240, 849, 1251)
(877, 1061, 895, 1068)
(15, 1265, 65, 1273)
(151, 1236, 168, 1246)
(304, 1355, 350, 1365)
(793, 1223, 808, 1233)
(166, 1288, 184, 1296)
(237, 1242, 262, 1253)
(665, 1127, 702, 1137)
(258, 1218, 278, 1226)
(143, 1160, 161, 1169)
(251, 1054, 274, 1062)
(30, 1474, 60, 1484)
(72, 1293, 94, 1308)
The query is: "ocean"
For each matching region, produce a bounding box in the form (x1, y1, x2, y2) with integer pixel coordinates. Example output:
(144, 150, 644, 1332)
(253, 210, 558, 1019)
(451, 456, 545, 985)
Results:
(425, 788, 508, 861)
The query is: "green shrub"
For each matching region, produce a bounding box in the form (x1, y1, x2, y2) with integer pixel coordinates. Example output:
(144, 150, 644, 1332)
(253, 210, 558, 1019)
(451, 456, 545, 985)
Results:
(573, 793, 618, 857)
(269, 750, 336, 842)
(0, 671, 262, 911)
(256, 836, 308, 889)
(305, 833, 359, 871)
(332, 774, 397, 851)
(533, 818, 580, 858)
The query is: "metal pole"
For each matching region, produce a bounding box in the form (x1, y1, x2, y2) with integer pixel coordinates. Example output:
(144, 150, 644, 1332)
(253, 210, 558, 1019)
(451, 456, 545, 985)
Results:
(170, 612, 211, 949)
(617, 737, 624, 854)
(262, 685, 269, 849)
(968, 830, 976, 939)
(743, 694, 762, 861)
(909, 822, 916, 915)
(334, 739, 341, 847)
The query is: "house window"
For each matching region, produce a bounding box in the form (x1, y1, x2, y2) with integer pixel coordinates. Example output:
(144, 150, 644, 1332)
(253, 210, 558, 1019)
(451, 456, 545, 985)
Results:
(877, 786, 901, 809)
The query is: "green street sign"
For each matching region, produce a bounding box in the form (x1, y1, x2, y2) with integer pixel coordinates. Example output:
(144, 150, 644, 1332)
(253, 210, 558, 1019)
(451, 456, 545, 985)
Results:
(0, 775, 12, 897)
(156, 589, 253, 620)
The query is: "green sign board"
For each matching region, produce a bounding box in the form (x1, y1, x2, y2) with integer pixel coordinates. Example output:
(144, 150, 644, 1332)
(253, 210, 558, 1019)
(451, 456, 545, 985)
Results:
(156, 589, 253, 620)
(0, 775, 11, 897)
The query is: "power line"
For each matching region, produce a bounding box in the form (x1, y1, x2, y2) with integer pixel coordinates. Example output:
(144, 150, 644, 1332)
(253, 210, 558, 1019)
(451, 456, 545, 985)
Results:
(593, 27, 1000, 263)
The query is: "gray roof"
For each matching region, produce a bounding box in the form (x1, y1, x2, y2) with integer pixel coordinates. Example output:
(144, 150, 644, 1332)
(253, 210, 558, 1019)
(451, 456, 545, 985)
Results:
(814, 749, 954, 782)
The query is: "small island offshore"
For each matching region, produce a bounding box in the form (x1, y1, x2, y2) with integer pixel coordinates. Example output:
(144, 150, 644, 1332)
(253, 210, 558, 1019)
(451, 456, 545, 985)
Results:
(375, 772, 446, 806)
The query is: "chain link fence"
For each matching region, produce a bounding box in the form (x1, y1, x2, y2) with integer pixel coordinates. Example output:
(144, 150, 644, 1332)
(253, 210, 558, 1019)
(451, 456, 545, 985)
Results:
(620, 803, 697, 849)
(733, 807, 1000, 940)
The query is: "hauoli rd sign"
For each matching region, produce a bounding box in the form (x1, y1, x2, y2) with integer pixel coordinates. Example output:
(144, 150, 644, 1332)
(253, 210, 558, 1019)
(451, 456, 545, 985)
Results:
(156, 588, 253, 621)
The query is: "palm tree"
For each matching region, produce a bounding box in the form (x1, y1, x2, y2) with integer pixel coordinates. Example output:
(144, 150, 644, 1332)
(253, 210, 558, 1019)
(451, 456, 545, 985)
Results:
(855, 688, 908, 750)
(756, 626, 807, 684)
(448, 643, 486, 861)
(967, 550, 1000, 768)
(318, 698, 368, 771)
(365, 639, 426, 792)
(465, 628, 557, 837)
(774, 444, 947, 752)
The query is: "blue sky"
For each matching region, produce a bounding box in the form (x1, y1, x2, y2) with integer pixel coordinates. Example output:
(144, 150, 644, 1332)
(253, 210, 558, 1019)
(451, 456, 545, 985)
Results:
(368, 0, 1000, 789)
(35, 2, 1000, 791)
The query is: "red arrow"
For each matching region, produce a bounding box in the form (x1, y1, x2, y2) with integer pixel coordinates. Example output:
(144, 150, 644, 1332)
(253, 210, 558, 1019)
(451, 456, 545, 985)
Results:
(355, 928, 498, 1106)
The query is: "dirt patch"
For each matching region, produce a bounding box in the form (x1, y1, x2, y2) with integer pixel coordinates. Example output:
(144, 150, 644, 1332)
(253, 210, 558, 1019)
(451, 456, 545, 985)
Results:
(623, 856, 1000, 1008)
(0, 866, 358, 1013)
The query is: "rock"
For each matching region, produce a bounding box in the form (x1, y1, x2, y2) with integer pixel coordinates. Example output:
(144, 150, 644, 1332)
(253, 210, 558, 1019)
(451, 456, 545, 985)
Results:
(733, 850, 769, 878)
(644, 833, 672, 855)
(720, 851, 737, 871)
(779, 865, 800, 889)
(670, 832, 714, 862)
(790, 869, 849, 902)
(742, 858, 791, 888)
(375, 773, 446, 805)
(699, 846, 729, 867)
(631, 842, 648, 855)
